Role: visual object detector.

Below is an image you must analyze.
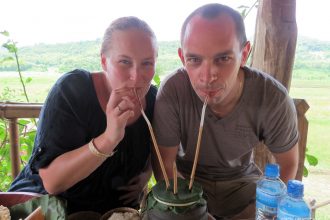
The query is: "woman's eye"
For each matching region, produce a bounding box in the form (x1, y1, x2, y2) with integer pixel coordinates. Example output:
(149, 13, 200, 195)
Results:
(119, 60, 131, 65)
(143, 61, 154, 67)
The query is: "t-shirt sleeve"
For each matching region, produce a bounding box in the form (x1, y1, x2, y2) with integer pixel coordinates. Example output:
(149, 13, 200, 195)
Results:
(153, 74, 181, 147)
(263, 91, 299, 153)
(30, 70, 92, 172)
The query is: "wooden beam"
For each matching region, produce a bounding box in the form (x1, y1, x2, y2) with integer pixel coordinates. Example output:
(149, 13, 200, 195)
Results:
(0, 102, 42, 119)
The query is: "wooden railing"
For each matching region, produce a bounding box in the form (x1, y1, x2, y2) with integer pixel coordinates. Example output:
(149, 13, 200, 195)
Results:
(1, 100, 329, 215)
(0, 102, 42, 178)
(1, 99, 309, 180)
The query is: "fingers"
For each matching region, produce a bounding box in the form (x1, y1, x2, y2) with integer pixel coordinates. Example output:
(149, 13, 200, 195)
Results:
(126, 175, 139, 185)
(117, 182, 139, 192)
(107, 87, 139, 115)
(119, 191, 140, 205)
(116, 97, 136, 115)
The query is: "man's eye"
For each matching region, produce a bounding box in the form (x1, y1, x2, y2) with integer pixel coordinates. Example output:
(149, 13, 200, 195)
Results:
(216, 56, 231, 63)
(187, 57, 201, 63)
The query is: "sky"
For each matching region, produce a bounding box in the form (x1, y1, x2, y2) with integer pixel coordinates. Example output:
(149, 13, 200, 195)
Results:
(1, 0, 329, 47)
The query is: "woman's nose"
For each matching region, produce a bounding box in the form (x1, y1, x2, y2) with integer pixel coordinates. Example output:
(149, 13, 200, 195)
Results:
(129, 68, 140, 85)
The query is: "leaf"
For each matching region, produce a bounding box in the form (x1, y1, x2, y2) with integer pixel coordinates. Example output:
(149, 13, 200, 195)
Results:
(18, 119, 30, 126)
(0, 56, 14, 64)
(303, 166, 308, 177)
(2, 42, 17, 53)
(0, 30, 9, 37)
(25, 77, 32, 83)
(153, 74, 161, 87)
(241, 9, 247, 17)
(306, 154, 318, 166)
(238, 5, 249, 9)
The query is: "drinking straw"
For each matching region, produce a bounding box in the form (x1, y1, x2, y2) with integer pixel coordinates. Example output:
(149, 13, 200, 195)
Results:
(189, 96, 208, 190)
(134, 89, 170, 189)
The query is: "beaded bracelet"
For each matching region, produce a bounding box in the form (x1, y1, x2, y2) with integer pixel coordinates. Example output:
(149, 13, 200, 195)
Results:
(88, 139, 115, 159)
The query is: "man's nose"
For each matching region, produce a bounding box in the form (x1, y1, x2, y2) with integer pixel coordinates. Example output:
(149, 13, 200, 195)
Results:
(200, 62, 217, 85)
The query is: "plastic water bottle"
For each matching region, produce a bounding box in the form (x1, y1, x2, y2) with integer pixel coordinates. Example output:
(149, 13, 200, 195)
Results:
(277, 180, 311, 219)
(255, 163, 286, 220)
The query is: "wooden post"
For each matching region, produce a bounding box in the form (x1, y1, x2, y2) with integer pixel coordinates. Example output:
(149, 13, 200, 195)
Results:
(251, 0, 299, 174)
(8, 118, 20, 178)
(251, 0, 297, 91)
(294, 99, 309, 180)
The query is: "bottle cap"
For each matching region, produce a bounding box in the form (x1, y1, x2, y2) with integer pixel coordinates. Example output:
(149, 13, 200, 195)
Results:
(287, 180, 304, 198)
(264, 163, 280, 178)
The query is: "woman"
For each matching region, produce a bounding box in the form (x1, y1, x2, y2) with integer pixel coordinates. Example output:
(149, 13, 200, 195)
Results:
(9, 16, 158, 214)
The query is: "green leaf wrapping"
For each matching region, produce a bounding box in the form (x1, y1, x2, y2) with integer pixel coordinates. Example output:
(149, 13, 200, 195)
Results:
(9, 194, 67, 220)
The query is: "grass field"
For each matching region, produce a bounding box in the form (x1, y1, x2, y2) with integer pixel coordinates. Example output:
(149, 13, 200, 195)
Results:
(290, 80, 330, 171)
(289, 79, 330, 219)
(1, 71, 329, 218)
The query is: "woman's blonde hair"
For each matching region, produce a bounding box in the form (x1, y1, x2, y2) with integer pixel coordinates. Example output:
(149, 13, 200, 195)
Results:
(100, 16, 157, 56)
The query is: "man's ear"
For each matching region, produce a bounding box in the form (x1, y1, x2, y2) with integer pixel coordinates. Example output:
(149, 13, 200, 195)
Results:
(240, 41, 251, 67)
(101, 54, 108, 72)
(178, 48, 185, 65)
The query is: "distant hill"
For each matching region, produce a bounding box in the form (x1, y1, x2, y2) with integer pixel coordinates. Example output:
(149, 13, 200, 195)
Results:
(0, 40, 181, 75)
(294, 37, 330, 71)
(0, 37, 329, 77)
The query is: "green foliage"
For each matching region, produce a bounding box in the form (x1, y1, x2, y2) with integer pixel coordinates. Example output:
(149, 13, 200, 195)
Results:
(148, 175, 157, 190)
(294, 37, 330, 73)
(153, 74, 161, 88)
(238, 0, 259, 19)
(0, 118, 36, 191)
(1, 31, 31, 103)
(303, 148, 319, 177)
(0, 40, 181, 75)
(0, 31, 37, 191)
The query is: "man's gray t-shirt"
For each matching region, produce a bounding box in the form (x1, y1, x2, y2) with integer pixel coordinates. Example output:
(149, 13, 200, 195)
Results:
(153, 67, 298, 181)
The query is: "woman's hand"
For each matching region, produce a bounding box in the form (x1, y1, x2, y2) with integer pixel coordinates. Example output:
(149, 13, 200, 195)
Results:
(103, 88, 137, 147)
(117, 171, 151, 205)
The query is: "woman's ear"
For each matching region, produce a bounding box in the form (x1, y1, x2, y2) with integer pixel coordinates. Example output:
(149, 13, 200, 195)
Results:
(101, 54, 108, 72)
(240, 41, 251, 67)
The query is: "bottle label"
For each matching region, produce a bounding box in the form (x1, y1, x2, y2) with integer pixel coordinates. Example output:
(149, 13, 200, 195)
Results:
(256, 188, 282, 219)
(256, 201, 277, 219)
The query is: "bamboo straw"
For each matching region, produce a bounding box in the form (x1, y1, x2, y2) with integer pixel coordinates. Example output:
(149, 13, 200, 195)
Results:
(134, 89, 170, 189)
(311, 199, 330, 209)
(189, 96, 208, 190)
(173, 161, 178, 194)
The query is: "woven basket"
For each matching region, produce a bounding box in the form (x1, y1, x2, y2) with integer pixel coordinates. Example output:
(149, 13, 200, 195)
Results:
(101, 207, 140, 220)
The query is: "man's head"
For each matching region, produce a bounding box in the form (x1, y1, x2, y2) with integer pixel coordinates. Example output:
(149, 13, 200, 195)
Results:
(178, 3, 250, 109)
(181, 3, 247, 49)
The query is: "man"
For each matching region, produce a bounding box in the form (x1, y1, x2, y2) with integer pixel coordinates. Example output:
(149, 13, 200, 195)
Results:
(152, 3, 299, 219)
